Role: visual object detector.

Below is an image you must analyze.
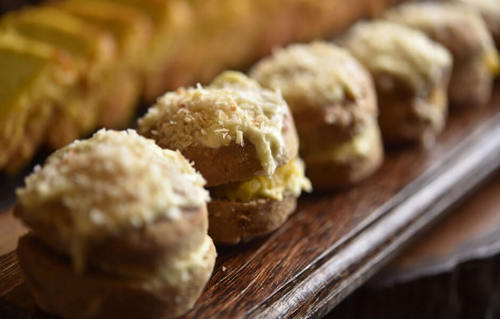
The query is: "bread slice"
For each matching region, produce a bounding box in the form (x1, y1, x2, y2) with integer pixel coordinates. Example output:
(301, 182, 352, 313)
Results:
(57, 0, 153, 129)
(207, 195, 297, 245)
(0, 33, 76, 172)
(1, 7, 117, 146)
(18, 233, 216, 319)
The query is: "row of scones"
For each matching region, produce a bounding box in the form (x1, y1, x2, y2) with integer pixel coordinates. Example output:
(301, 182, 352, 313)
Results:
(14, 1, 500, 318)
(0, 0, 373, 174)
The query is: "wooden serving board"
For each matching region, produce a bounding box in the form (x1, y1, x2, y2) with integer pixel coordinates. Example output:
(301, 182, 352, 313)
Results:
(1, 91, 500, 318)
(330, 172, 500, 319)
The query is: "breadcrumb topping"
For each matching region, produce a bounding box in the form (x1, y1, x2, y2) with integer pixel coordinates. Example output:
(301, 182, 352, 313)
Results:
(16, 129, 209, 237)
(138, 71, 288, 175)
(250, 42, 370, 112)
(342, 21, 452, 95)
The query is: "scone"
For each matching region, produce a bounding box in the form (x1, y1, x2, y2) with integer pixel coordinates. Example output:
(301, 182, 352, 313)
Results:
(385, 2, 499, 107)
(452, 0, 500, 48)
(138, 71, 311, 245)
(15, 129, 216, 319)
(342, 21, 452, 146)
(251, 42, 383, 189)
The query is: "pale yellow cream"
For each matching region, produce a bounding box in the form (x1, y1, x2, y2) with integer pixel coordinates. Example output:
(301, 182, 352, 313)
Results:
(211, 158, 311, 202)
(138, 71, 289, 175)
(342, 21, 452, 95)
(303, 121, 381, 165)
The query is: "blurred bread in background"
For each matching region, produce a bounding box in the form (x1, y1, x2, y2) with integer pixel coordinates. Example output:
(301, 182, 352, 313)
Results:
(0, 0, 403, 174)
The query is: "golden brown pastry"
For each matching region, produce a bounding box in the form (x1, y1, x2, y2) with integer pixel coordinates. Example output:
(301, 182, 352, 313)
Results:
(251, 42, 383, 189)
(15, 129, 216, 319)
(0, 32, 77, 173)
(0, 6, 117, 148)
(56, 0, 153, 129)
(342, 21, 452, 146)
(139, 71, 311, 244)
(385, 2, 499, 107)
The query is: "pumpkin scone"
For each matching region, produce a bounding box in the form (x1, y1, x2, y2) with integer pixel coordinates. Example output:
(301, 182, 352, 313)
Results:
(342, 21, 452, 146)
(385, 2, 499, 108)
(251, 42, 384, 189)
(15, 129, 216, 319)
(139, 71, 311, 245)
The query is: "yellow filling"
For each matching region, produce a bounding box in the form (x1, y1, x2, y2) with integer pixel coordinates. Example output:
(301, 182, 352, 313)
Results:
(484, 50, 500, 76)
(211, 158, 311, 202)
(303, 122, 380, 164)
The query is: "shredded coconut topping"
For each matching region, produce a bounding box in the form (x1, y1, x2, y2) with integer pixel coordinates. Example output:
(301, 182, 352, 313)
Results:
(16, 129, 209, 238)
(138, 71, 288, 175)
(250, 42, 370, 111)
(342, 21, 452, 95)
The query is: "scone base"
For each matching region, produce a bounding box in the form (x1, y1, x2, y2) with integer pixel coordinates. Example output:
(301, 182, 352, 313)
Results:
(208, 195, 297, 245)
(17, 233, 216, 319)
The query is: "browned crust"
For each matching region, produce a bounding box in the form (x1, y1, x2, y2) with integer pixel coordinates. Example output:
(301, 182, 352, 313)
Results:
(448, 58, 492, 108)
(178, 108, 299, 187)
(18, 233, 216, 319)
(376, 75, 449, 145)
(304, 134, 384, 190)
(207, 195, 297, 245)
(293, 94, 377, 154)
(482, 13, 500, 48)
(14, 204, 208, 276)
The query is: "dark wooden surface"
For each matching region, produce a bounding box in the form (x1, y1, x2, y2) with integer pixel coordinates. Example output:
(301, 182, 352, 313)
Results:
(1, 94, 500, 318)
(330, 172, 500, 319)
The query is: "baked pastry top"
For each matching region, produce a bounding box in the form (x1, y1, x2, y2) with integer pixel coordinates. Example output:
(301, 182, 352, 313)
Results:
(385, 3, 498, 72)
(342, 21, 452, 96)
(16, 129, 209, 268)
(139, 71, 290, 176)
(250, 41, 372, 113)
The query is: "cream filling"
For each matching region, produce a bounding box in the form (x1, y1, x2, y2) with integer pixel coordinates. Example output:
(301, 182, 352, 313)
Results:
(210, 158, 312, 202)
(303, 122, 380, 165)
(145, 235, 214, 288)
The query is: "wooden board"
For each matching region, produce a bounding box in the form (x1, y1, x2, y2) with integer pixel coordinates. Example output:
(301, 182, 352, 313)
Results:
(329, 173, 500, 319)
(1, 92, 500, 318)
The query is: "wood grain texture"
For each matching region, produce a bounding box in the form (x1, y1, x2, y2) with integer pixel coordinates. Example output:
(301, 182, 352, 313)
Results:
(0, 94, 499, 318)
(329, 174, 500, 319)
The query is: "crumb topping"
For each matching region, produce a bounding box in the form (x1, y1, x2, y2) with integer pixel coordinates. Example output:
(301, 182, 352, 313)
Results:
(16, 129, 209, 237)
(138, 71, 288, 175)
(250, 42, 371, 112)
(342, 21, 452, 95)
